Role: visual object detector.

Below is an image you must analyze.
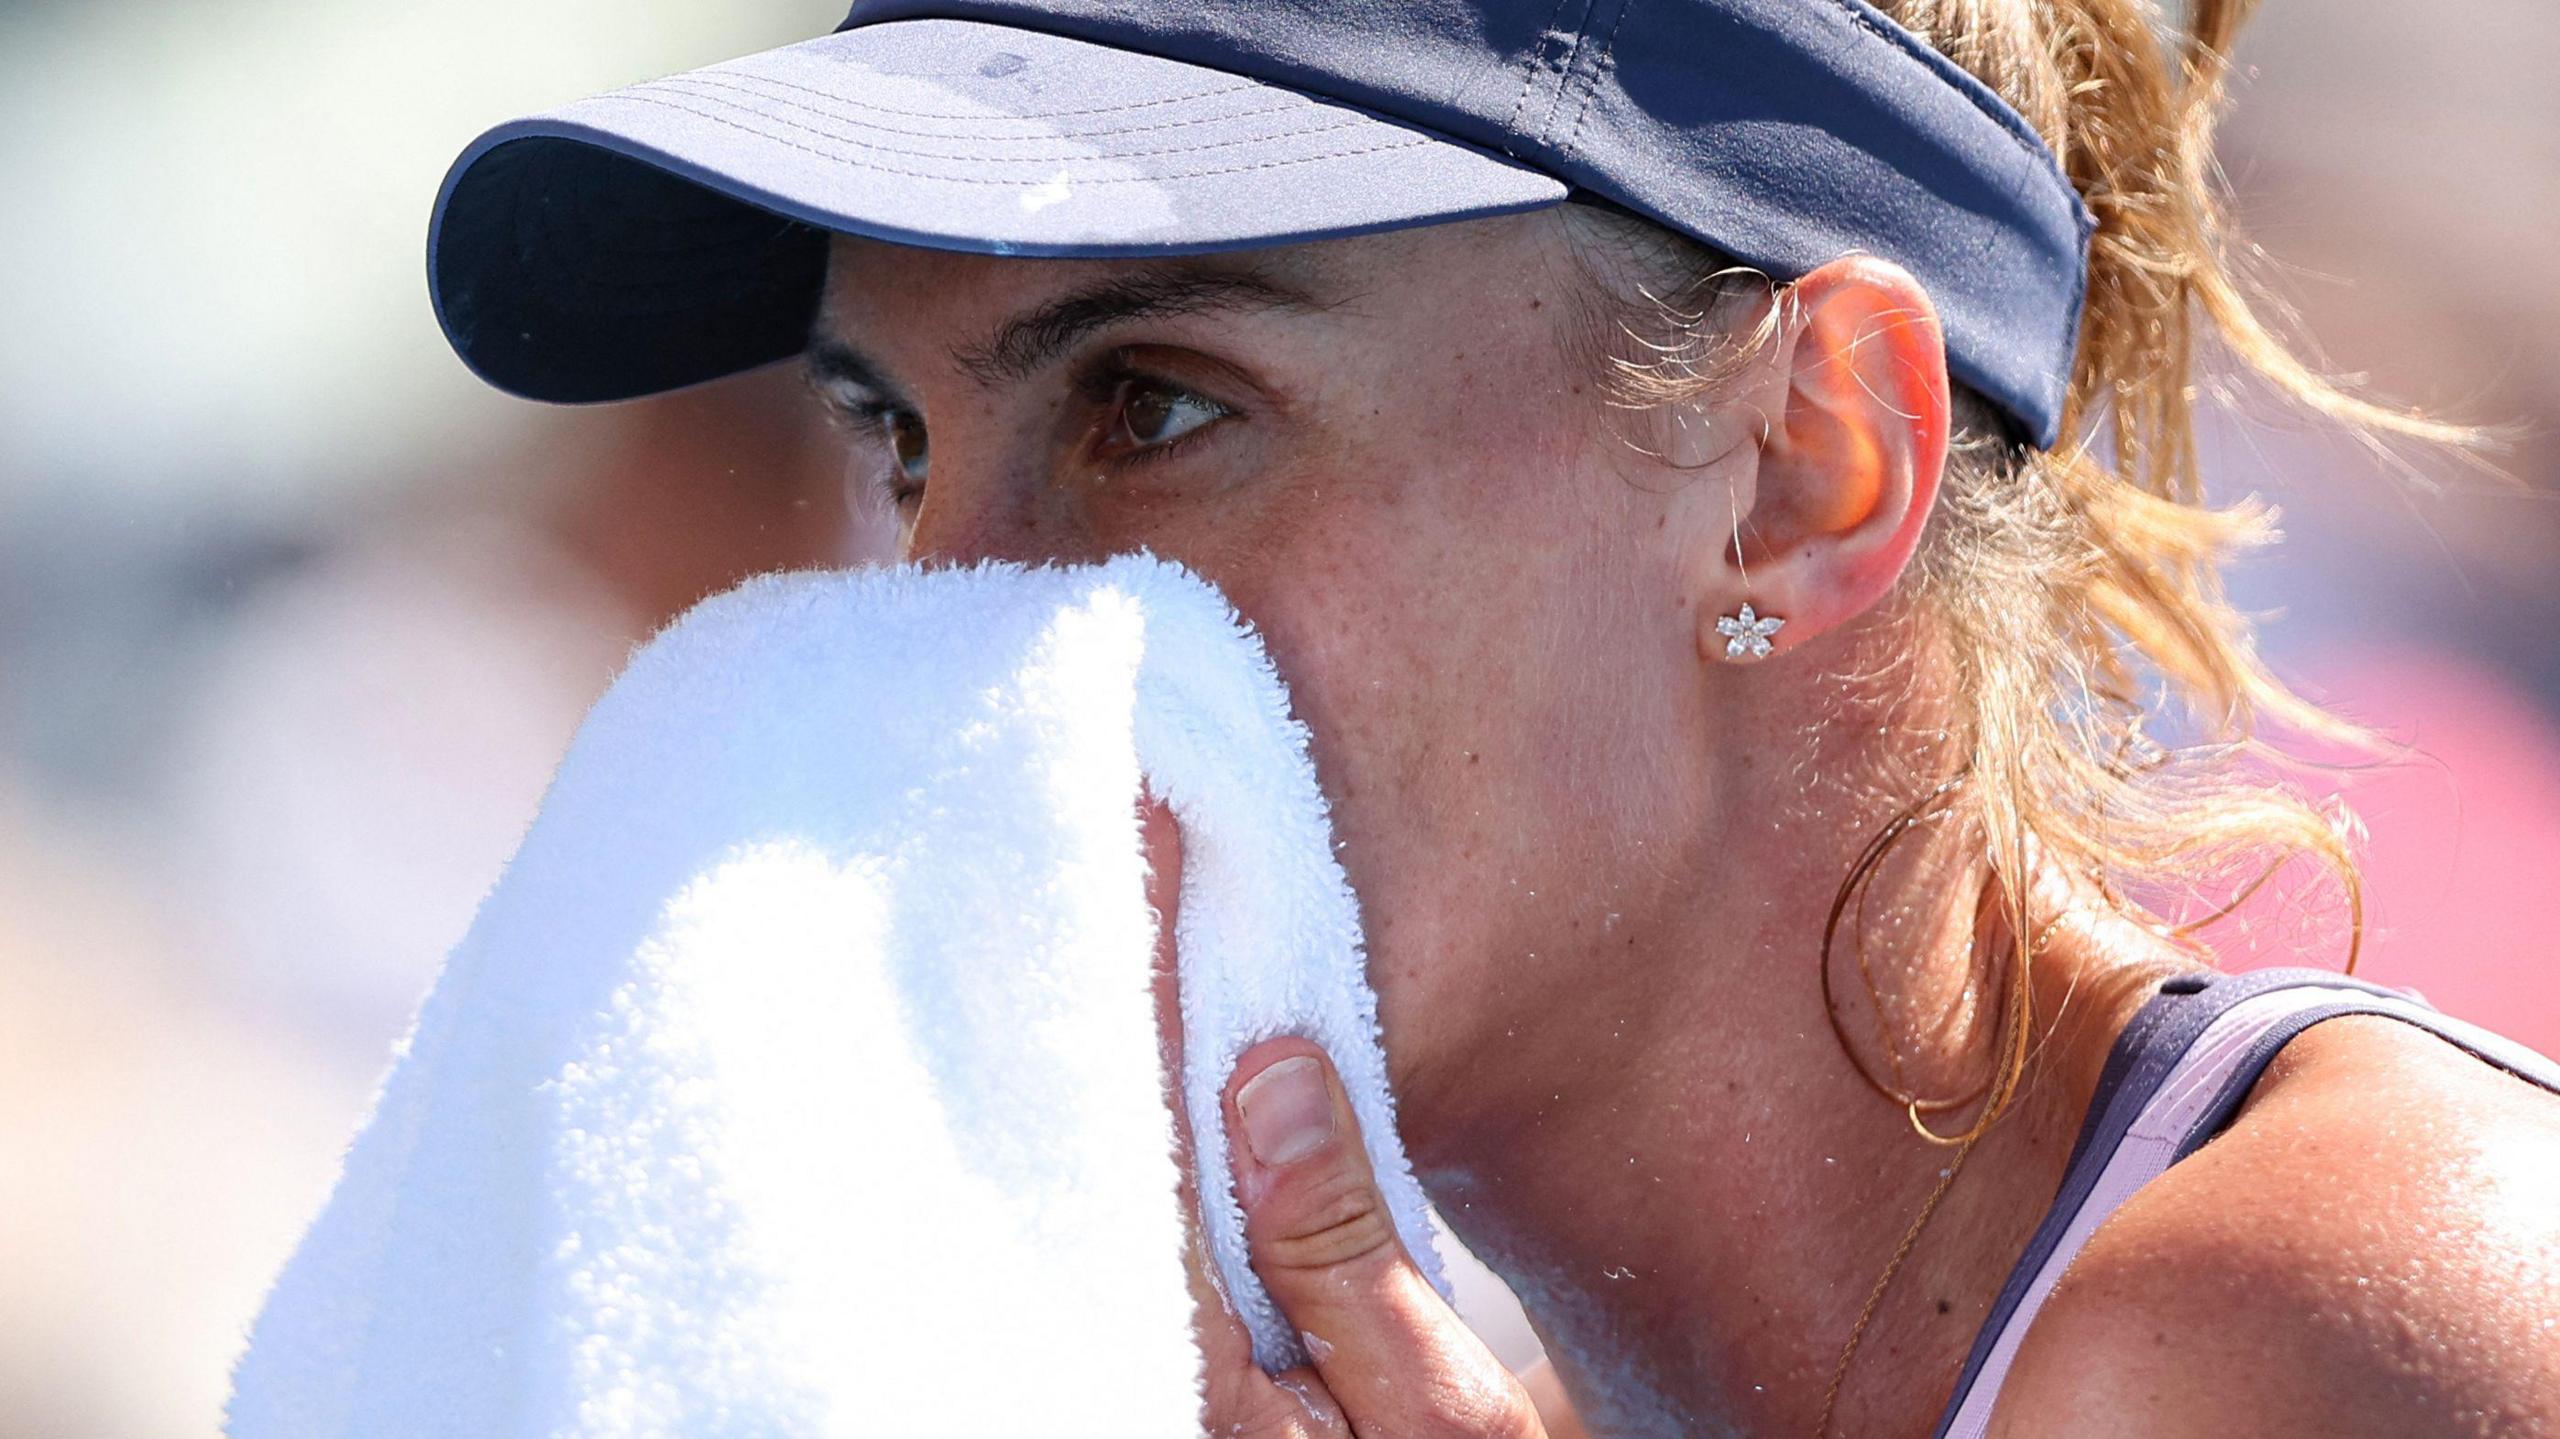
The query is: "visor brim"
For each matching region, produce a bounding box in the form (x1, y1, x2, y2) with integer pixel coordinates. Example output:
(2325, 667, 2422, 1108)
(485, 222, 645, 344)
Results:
(428, 17, 1568, 403)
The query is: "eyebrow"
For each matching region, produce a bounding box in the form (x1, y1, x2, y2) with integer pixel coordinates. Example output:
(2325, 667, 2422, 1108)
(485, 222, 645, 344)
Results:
(952, 265, 1328, 386)
(804, 261, 1332, 404)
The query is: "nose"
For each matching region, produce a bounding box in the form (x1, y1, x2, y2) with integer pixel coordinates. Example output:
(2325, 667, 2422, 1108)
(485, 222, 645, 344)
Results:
(903, 491, 1005, 569)
(902, 459, 1106, 570)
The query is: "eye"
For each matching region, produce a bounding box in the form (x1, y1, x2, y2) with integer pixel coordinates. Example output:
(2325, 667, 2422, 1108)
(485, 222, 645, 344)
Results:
(1100, 378, 1230, 460)
(884, 409, 929, 485)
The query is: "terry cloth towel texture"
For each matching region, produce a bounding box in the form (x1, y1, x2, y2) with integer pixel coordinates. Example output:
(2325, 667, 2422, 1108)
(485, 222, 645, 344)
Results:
(226, 554, 1445, 1437)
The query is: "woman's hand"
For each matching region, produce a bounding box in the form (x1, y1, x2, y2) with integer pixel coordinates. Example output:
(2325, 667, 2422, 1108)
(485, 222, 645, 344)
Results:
(1144, 801, 1559, 1437)
(1200, 1037, 1550, 1437)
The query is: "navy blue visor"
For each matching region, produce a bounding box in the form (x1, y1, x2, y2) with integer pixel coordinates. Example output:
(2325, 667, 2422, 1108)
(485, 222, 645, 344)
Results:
(429, 1, 2094, 447)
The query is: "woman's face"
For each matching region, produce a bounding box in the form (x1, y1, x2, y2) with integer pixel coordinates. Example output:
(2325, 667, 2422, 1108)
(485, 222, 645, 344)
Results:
(812, 212, 1731, 1121)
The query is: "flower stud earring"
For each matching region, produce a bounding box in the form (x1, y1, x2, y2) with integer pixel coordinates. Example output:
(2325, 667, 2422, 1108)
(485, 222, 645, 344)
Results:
(1716, 602, 1785, 660)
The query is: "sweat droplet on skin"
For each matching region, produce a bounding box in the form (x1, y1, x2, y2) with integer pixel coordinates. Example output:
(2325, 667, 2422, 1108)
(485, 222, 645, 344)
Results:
(1271, 1372, 1331, 1426)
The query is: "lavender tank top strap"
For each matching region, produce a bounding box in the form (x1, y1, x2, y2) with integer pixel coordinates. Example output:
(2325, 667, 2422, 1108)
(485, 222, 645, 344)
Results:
(1931, 966, 2560, 1439)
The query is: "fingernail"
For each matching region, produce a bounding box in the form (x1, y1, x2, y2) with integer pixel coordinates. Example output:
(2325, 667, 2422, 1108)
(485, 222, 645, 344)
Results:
(1238, 1055, 1335, 1166)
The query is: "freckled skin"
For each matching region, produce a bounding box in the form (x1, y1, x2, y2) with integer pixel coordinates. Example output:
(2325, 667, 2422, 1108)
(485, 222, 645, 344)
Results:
(820, 217, 1715, 1121)
(812, 212, 2560, 1437)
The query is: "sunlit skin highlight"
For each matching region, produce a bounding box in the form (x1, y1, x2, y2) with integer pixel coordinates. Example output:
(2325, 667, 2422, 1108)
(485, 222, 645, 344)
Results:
(806, 212, 2560, 1438)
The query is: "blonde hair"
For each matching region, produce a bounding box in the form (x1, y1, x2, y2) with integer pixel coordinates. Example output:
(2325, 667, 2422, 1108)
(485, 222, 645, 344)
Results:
(1583, 0, 2480, 1141)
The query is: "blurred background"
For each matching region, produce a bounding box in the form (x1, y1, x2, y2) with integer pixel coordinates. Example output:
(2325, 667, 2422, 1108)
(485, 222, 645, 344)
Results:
(1, 2, 2553, 1434)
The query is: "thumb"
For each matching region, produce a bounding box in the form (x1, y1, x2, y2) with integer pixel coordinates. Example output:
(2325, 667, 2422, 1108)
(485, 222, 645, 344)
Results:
(1227, 1040, 1541, 1436)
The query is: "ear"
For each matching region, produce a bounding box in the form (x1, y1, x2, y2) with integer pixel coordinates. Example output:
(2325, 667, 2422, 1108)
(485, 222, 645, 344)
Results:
(1702, 255, 1949, 663)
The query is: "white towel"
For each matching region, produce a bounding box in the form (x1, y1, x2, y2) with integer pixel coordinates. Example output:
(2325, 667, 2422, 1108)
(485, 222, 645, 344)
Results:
(225, 554, 1445, 1437)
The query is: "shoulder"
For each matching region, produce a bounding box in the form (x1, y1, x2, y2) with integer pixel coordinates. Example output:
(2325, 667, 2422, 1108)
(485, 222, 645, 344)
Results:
(1989, 1013, 2560, 1438)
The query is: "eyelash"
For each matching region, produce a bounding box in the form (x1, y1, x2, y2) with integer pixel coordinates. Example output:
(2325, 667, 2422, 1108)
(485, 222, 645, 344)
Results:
(823, 403, 924, 508)
(1081, 370, 1229, 470)
(825, 361, 1234, 513)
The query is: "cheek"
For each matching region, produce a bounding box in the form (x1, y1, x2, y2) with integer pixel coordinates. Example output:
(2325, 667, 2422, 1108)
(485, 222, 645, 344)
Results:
(1221, 532, 1528, 1022)
(1203, 431, 1684, 1004)
(1209, 399, 1568, 806)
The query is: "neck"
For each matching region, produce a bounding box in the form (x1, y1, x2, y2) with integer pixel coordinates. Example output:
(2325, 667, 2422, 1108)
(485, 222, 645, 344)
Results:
(1407, 853, 2191, 1438)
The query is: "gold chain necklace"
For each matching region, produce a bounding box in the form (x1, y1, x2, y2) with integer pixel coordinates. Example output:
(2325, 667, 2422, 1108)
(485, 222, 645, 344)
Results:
(1813, 1111, 1987, 1437)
